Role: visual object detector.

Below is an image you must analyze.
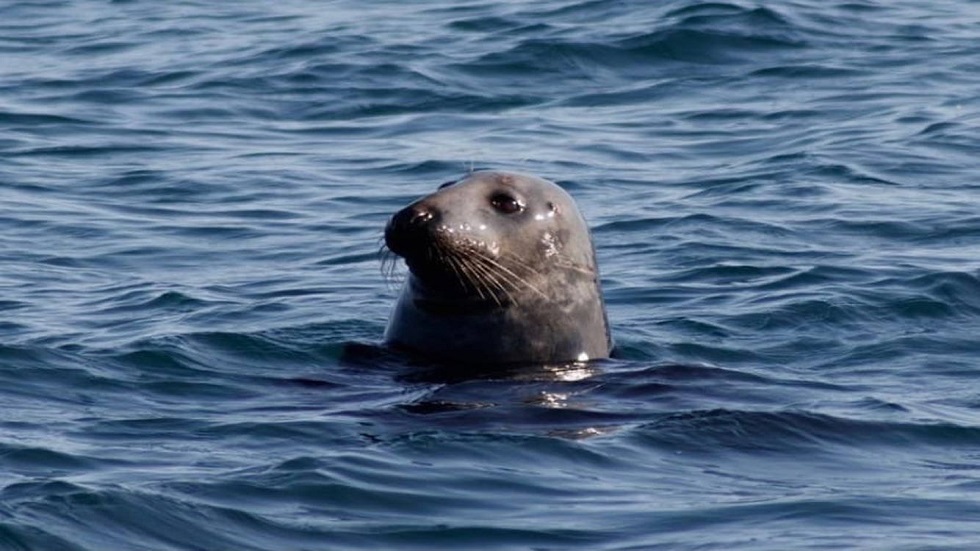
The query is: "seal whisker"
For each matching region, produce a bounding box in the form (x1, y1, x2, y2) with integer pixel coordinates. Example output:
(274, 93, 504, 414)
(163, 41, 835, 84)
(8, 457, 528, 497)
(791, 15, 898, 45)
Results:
(452, 252, 493, 303)
(443, 243, 504, 304)
(378, 240, 405, 291)
(501, 249, 596, 281)
(550, 258, 597, 276)
(462, 254, 515, 306)
(474, 251, 548, 300)
(437, 245, 482, 300)
(495, 250, 544, 276)
(566, 264, 596, 275)
(452, 240, 516, 303)
(460, 259, 505, 306)
(470, 253, 527, 297)
(529, 247, 597, 276)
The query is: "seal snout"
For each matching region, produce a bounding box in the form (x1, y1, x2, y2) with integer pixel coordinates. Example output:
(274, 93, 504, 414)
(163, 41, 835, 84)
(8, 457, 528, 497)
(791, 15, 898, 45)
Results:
(385, 203, 436, 259)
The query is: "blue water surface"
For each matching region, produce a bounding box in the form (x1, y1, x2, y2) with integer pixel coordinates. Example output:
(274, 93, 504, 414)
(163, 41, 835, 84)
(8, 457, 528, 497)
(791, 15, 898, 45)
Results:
(2, 1, 979, 549)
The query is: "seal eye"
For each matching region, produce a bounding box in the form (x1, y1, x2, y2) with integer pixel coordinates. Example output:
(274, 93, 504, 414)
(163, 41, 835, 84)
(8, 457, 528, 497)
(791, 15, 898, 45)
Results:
(490, 193, 523, 215)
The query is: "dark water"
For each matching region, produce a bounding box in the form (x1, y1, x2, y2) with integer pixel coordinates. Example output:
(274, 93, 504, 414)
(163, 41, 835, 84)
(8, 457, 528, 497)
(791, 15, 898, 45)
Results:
(2, 0, 979, 549)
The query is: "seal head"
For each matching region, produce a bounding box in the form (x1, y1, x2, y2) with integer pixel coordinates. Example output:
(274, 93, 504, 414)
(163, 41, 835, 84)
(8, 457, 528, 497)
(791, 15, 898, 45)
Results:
(384, 171, 611, 365)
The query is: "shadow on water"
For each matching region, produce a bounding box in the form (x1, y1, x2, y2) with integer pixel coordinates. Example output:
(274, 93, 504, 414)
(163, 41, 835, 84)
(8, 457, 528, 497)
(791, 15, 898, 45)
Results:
(330, 340, 856, 442)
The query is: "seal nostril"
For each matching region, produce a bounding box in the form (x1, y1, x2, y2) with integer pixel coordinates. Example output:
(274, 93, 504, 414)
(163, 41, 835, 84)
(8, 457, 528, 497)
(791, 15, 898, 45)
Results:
(385, 205, 437, 258)
(390, 205, 434, 231)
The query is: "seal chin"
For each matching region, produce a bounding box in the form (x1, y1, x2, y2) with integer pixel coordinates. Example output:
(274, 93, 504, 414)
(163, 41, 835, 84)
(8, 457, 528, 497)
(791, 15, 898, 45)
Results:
(408, 273, 509, 315)
(404, 257, 476, 297)
(413, 296, 505, 316)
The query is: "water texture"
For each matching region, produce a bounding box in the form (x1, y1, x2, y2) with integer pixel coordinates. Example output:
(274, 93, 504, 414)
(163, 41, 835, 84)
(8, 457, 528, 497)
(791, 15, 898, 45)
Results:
(1, 0, 979, 549)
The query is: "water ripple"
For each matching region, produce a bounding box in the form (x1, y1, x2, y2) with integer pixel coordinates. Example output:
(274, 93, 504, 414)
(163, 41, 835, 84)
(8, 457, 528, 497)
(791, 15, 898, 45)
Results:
(1, 0, 979, 549)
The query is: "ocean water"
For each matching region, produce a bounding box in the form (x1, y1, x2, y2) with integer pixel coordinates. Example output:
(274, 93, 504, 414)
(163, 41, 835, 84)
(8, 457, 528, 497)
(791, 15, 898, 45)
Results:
(1, 0, 979, 549)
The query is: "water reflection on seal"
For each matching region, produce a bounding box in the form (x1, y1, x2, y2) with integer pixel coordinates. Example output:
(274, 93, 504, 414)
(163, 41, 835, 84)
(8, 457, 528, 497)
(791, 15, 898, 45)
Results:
(383, 171, 611, 365)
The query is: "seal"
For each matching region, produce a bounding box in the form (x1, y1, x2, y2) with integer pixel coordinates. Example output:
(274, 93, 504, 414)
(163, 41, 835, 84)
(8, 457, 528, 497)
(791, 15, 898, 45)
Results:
(383, 170, 611, 365)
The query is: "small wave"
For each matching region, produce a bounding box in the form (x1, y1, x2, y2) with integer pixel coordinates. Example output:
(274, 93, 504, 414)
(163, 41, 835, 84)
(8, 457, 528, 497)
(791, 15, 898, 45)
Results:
(0, 444, 94, 473)
(629, 408, 980, 453)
